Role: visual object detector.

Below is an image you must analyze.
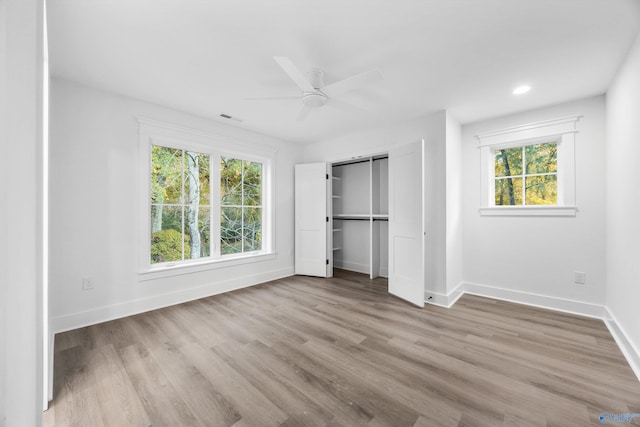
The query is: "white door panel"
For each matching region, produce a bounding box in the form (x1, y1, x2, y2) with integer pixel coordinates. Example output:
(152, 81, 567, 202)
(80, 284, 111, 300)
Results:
(295, 163, 329, 277)
(388, 140, 425, 307)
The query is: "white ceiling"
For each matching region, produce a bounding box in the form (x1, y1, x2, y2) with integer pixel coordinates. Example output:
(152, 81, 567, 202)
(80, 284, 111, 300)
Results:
(47, 0, 640, 144)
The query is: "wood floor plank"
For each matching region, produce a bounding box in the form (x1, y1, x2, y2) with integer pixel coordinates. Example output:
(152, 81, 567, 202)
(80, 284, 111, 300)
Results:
(118, 343, 201, 426)
(180, 342, 289, 427)
(45, 270, 640, 426)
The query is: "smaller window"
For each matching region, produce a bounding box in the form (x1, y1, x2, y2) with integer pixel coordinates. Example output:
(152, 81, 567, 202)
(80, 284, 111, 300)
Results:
(494, 142, 557, 206)
(476, 115, 580, 216)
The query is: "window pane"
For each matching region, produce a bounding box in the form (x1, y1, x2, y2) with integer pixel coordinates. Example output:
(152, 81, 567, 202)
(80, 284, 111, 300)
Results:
(184, 152, 210, 205)
(150, 205, 184, 263)
(221, 206, 242, 255)
(151, 146, 183, 204)
(221, 157, 242, 205)
(243, 161, 262, 206)
(198, 207, 210, 258)
(495, 147, 522, 177)
(184, 204, 210, 260)
(525, 142, 557, 174)
(199, 153, 210, 205)
(525, 175, 557, 205)
(495, 177, 523, 205)
(243, 207, 262, 252)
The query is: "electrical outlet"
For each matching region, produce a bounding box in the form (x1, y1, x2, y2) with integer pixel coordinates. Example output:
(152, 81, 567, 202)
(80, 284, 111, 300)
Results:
(574, 271, 586, 285)
(82, 277, 95, 290)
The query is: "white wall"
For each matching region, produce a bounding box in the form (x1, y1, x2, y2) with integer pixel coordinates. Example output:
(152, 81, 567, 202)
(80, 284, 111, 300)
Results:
(303, 111, 462, 300)
(1, 0, 45, 425)
(422, 112, 447, 297)
(0, 1, 7, 422)
(49, 78, 303, 332)
(606, 32, 640, 365)
(461, 96, 607, 307)
(445, 113, 463, 294)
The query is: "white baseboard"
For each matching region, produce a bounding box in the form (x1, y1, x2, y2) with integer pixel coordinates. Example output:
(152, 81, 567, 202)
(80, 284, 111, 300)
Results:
(48, 332, 54, 401)
(425, 283, 465, 308)
(334, 260, 369, 275)
(462, 281, 606, 319)
(51, 267, 294, 334)
(604, 308, 640, 382)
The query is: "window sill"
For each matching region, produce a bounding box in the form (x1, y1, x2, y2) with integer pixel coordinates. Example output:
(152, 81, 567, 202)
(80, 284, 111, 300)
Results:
(138, 251, 277, 281)
(479, 206, 577, 217)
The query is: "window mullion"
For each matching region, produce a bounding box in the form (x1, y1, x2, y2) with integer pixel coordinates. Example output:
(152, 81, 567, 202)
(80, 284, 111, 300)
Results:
(241, 160, 245, 253)
(181, 149, 186, 260)
(521, 146, 526, 205)
(212, 154, 221, 259)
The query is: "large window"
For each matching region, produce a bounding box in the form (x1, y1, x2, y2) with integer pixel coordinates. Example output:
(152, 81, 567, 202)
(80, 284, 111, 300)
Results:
(477, 115, 580, 216)
(138, 118, 274, 276)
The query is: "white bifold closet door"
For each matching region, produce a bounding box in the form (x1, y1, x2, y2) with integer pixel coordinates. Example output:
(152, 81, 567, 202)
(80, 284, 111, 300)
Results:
(294, 162, 331, 277)
(388, 140, 425, 307)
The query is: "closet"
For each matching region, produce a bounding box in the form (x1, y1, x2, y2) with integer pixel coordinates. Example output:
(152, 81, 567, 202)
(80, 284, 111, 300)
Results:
(331, 156, 388, 279)
(294, 139, 425, 307)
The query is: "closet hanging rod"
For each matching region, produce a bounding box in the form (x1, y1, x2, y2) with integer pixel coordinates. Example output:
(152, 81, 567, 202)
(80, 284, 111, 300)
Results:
(332, 217, 369, 221)
(332, 158, 370, 167)
(373, 217, 389, 221)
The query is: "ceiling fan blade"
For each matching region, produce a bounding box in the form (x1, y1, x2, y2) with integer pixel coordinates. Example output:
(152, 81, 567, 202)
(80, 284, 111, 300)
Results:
(322, 69, 383, 98)
(296, 105, 313, 122)
(244, 96, 299, 101)
(273, 56, 315, 93)
(327, 98, 369, 114)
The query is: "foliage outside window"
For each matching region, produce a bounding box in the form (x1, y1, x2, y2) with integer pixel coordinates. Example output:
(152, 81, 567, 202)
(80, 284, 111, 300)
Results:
(494, 142, 557, 206)
(151, 146, 211, 264)
(220, 157, 263, 255)
(150, 146, 263, 265)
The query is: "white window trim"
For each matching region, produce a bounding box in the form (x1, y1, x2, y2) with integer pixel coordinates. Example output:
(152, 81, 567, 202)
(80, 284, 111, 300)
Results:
(137, 117, 277, 279)
(476, 115, 581, 217)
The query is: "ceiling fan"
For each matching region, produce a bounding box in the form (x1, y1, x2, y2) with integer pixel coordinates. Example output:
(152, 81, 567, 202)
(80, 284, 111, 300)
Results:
(246, 56, 383, 121)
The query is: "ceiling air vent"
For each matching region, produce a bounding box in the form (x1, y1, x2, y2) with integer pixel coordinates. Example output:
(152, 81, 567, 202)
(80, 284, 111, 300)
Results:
(219, 113, 243, 123)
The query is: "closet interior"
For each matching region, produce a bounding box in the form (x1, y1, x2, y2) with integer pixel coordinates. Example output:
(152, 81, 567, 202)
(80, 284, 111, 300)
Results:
(331, 155, 388, 279)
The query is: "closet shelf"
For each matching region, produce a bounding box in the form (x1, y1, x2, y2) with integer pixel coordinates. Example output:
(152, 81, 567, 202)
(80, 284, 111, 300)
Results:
(333, 247, 342, 251)
(332, 176, 342, 180)
(332, 228, 342, 232)
(332, 195, 342, 199)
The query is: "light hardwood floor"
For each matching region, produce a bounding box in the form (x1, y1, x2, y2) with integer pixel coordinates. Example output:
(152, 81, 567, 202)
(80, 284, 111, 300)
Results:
(44, 270, 640, 426)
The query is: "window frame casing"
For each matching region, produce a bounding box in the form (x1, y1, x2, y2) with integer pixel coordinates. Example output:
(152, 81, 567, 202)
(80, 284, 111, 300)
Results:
(137, 117, 276, 280)
(476, 115, 580, 217)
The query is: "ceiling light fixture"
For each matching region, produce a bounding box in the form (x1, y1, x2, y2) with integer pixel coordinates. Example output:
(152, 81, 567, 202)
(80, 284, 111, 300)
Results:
(513, 85, 531, 95)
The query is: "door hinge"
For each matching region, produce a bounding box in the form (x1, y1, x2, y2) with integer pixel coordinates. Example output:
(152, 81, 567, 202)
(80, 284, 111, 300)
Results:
(326, 174, 329, 180)
(326, 259, 329, 265)
(326, 217, 329, 222)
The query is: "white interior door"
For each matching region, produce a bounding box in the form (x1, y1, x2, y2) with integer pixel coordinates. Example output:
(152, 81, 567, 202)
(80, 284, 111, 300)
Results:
(295, 163, 330, 277)
(388, 140, 425, 307)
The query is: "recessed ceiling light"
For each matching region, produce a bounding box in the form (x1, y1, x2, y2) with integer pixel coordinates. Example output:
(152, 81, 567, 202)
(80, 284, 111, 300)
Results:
(513, 85, 531, 95)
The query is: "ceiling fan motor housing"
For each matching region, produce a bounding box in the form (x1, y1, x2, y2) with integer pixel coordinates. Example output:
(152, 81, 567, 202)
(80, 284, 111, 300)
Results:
(301, 68, 328, 108)
(302, 91, 328, 108)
